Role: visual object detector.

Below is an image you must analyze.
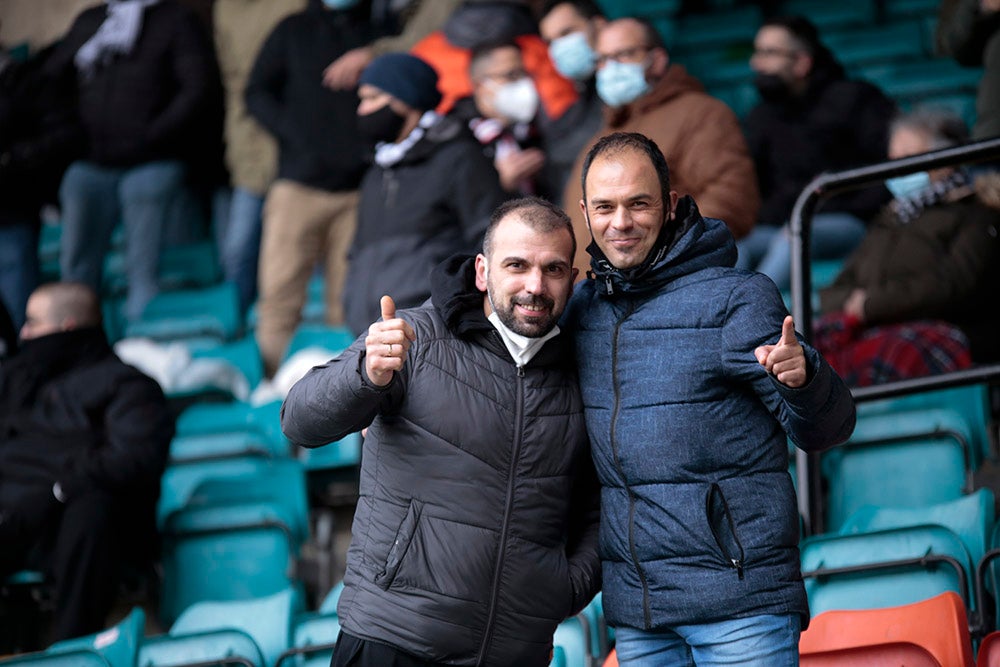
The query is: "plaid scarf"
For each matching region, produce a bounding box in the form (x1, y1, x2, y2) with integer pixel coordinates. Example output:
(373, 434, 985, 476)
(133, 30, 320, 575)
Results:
(890, 169, 972, 224)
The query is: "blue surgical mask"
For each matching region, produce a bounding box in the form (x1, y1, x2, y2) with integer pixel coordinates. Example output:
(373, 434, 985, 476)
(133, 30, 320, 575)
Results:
(549, 31, 596, 81)
(321, 0, 359, 9)
(596, 60, 650, 107)
(885, 171, 931, 200)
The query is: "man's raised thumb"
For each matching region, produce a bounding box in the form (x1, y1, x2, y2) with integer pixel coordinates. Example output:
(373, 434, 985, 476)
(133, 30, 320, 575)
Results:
(381, 295, 396, 322)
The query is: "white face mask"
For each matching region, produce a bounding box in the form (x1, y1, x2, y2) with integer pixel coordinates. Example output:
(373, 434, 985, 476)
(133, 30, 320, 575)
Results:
(490, 77, 540, 125)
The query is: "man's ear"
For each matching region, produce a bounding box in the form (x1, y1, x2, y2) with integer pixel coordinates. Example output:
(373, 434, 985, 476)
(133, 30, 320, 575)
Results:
(474, 254, 488, 292)
(579, 198, 589, 229)
(648, 47, 669, 79)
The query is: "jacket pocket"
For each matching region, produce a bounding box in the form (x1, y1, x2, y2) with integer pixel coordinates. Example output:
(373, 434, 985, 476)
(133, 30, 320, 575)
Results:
(705, 483, 746, 580)
(375, 500, 422, 590)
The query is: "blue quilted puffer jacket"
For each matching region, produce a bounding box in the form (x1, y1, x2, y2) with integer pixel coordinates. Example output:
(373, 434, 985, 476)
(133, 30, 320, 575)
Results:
(563, 196, 856, 632)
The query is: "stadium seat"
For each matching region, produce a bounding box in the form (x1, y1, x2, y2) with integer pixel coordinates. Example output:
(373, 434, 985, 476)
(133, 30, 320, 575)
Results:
(780, 0, 876, 31)
(0, 650, 111, 666)
(190, 336, 265, 396)
(168, 431, 287, 464)
(825, 20, 927, 69)
(979, 630, 1000, 667)
(551, 615, 592, 667)
(799, 591, 974, 666)
(282, 324, 356, 362)
(670, 5, 760, 53)
(46, 606, 145, 667)
(138, 628, 265, 667)
(275, 609, 341, 667)
(801, 524, 973, 615)
(175, 400, 284, 449)
(124, 282, 241, 344)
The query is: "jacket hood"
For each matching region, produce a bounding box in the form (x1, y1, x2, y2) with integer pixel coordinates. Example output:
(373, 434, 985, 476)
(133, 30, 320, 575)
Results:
(443, 1, 536, 49)
(430, 254, 492, 338)
(588, 195, 737, 297)
(606, 64, 704, 128)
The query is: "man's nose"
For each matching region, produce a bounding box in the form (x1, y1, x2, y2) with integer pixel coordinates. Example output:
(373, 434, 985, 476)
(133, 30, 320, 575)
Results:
(610, 205, 633, 230)
(523, 269, 544, 294)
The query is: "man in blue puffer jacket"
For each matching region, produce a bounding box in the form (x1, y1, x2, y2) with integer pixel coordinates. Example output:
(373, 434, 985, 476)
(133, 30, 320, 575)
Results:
(563, 131, 856, 665)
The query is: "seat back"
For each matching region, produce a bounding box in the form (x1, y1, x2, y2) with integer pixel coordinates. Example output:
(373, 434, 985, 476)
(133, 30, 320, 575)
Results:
(551, 615, 591, 667)
(799, 591, 973, 667)
(138, 628, 264, 667)
(47, 606, 145, 667)
(978, 630, 1000, 667)
(275, 611, 341, 667)
(801, 524, 973, 615)
(0, 650, 111, 666)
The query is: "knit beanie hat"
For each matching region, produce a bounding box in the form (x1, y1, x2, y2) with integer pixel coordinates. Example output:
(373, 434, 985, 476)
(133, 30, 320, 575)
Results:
(359, 53, 442, 111)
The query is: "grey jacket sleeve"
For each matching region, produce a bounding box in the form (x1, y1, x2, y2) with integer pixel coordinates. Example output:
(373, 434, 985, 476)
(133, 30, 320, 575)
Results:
(281, 336, 404, 448)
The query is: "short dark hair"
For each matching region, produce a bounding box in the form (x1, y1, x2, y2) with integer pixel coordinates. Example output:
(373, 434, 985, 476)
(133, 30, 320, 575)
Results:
(484, 196, 576, 260)
(581, 132, 671, 208)
(891, 106, 969, 150)
(759, 15, 841, 75)
(35, 281, 102, 329)
(539, 0, 605, 21)
(630, 16, 666, 51)
(469, 41, 522, 79)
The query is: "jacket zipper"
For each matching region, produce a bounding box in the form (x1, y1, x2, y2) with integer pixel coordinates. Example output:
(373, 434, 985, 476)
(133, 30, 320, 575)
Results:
(707, 484, 746, 580)
(610, 302, 652, 628)
(476, 364, 526, 665)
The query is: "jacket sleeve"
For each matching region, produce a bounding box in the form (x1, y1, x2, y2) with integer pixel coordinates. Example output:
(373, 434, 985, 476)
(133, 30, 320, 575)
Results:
(61, 372, 174, 500)
(281, 334, 407, 448)
(722, 273, 856, 452)
(565, 444, 602, 616)
(145, 9, 216, 151)
(863, 205, 1000, 324)
(245, 20, 292, 143)
(446, 142, 509, 249)
(674, 96, 759, 239)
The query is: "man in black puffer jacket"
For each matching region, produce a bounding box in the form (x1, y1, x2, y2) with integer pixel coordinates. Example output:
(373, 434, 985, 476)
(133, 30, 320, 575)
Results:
(282, 197, 600, 667)
(0, 282, 173, 641)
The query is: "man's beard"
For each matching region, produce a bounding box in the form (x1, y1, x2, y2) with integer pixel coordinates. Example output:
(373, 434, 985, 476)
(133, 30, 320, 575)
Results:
(488, 287, 557, 338)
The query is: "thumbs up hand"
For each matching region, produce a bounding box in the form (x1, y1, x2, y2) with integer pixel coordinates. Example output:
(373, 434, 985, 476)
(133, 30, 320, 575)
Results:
(754, 315, 807, 388)
(364, 295, 416, 387)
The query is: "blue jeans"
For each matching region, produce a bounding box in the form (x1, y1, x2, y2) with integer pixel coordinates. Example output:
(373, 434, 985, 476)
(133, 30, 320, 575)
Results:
(0, 220, 40, 329)
(615, 614, 801, 666)
(736, 212, 867, 291)
(216, 186, 264, 313)
(59, 160, 186, 321)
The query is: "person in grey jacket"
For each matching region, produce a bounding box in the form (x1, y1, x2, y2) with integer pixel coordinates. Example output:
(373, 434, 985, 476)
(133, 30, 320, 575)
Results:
(282, 197, 601, 667)
(563, 132, 856, 665)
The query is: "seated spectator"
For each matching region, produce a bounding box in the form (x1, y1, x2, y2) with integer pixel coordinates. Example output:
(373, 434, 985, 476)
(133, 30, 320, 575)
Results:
(450, 41, 552, 198)
(410, 0, 578, 118)
(45, 0, 220, 322)
(815, 108, 1000, 387)
(561, 16, 759, 277)
(342, 53, 508, 336)
(245, 0, 370, 376)
(538, 0, 607, 194)
(322, 0, 462, 90)
(937, 0, 1000, 141)
(0, 282, 173, 641)
(739, 15, 896, 291)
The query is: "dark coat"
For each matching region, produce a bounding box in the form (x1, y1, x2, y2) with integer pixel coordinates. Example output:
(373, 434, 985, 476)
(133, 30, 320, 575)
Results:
(282, 256, 601, 667)
(819, 190, 1000, 362)
(0, 328, 173, 539)
(744, 62, 896, 226)
(45, 0, 220, 170)
(244, 0, 369, 192)
(343, 115, 507, 336)
(564, 197, 856, 631)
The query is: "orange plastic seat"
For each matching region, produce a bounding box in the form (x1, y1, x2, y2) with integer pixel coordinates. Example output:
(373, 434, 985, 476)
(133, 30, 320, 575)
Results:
(602, 648, 618, 667)
(978, 631, 1000, 667)
(800, 591, 974, 667)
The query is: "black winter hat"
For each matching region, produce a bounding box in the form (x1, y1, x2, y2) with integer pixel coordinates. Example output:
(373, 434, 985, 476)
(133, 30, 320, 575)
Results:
(359, 53, 442, 112)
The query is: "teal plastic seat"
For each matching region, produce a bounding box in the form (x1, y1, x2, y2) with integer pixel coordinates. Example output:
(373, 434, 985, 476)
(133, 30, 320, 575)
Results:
(0, 650, 110, 666)
(801, 524, 973, 616)
(175, 400, 284, 448)
(125, 283, 241, 344)
(319, 581, 344, 614)
(825, 20, 927, 69)
(282, 325, 356, 363)
(550, 615, 591, 667)
(190, 336, 265, 396)
(138, 628, 264, 667)
(778, 0, 876, 30)
(169, 431, 286, 464)
(858, 58, 983, 101)
(840, 489, 995, 569)
(298, 432, 360, 473)
(275, 610, 341, 667)
(158, 242, 222, 291)
(579, 592, 611, 663)
(671, 5, 760, 53)
(47, 606, 145, 667)
(158, 456, 276, 528)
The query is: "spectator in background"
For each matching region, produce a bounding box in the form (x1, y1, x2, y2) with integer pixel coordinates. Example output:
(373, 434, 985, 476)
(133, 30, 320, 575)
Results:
(322, 0, 462, 90)
(342, 53, 507, 336)
(0, 282, 173, 641)
(411, 0, 578, 118)
(0, 38, 83, 330)
(816, 108, 1000, 387)
(561, 17, 759, 278)
(740, 15, 896, 291)
(937, 0, 1000, 141)
(538, 0, 606, 194)
(46, 0, 219, 323)
(450, 41, 551, 198)
(245, 0, 370, 377)
(0, 298, 15, 361)
(213, 0, 306, 314)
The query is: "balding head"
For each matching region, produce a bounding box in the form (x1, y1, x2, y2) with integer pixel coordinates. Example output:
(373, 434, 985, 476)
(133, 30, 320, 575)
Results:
(21, 282, 102, 340)
(595, 17, 669, 83)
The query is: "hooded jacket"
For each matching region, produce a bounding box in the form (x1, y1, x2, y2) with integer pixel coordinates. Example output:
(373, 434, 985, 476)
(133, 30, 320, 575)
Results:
(562, 65, 759, 276)
(281, 256, 601, 667)
(563, 196, 856, 631)
(343, 115, 507, 336)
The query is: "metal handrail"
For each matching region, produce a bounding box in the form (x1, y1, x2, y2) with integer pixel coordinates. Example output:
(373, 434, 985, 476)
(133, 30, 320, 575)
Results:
(787, 136, 1000, 536)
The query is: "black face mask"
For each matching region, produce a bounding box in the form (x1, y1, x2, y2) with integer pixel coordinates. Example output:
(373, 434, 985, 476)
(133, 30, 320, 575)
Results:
(753, 73, 792, 103)
(357, 103, 406, 144)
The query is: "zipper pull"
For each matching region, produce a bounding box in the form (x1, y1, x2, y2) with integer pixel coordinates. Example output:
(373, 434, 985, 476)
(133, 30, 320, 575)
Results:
(517, 365, 525, 378)
(732, 558, 744, 580)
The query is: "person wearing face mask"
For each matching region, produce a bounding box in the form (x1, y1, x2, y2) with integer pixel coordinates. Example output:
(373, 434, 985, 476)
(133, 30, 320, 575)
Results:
(450, 41, 559, 199)
(538, 0, 607, 195)
(560, 16, 760, 278)
(244, 0, 370, 376)
(341, 53, 508, 337)
(814, 108, 1000, 387)
(739, 15, 897, 292)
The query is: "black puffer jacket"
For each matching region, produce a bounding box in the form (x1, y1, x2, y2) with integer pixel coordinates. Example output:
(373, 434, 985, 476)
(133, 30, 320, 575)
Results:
(282, 256, 601, 667)
(343, 115, 507, 335)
